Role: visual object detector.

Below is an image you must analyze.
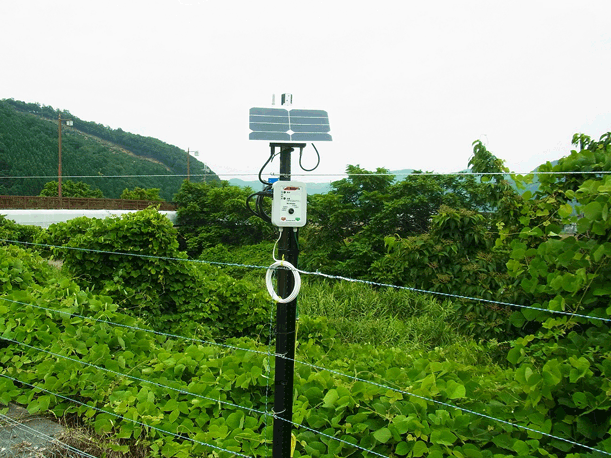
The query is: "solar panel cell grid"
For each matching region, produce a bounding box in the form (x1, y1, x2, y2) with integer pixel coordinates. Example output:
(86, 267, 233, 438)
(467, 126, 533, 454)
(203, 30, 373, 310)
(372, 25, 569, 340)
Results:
(249, 107, 332, 141)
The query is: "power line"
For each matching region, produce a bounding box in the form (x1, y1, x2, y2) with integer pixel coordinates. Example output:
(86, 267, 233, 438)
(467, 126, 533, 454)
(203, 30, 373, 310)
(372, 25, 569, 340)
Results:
(2, 170, 611, 180)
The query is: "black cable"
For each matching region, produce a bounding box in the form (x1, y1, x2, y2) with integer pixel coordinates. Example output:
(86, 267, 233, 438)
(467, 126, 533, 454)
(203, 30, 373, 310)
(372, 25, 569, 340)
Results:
(299, 143, 321, 172)
(246, 192, 259, 218)
(259, 151, 279, 186)
(256, 185, 272, 223)
(246, 185, 272, 223)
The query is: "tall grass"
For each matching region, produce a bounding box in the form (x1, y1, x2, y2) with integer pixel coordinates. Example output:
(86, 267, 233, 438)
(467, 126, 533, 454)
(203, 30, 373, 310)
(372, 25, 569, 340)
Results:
(297, 279, 498, 365)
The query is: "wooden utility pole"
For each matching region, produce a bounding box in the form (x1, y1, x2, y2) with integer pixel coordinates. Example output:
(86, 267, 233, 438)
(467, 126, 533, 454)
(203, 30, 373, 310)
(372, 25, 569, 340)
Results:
(57, 113, 72, 199)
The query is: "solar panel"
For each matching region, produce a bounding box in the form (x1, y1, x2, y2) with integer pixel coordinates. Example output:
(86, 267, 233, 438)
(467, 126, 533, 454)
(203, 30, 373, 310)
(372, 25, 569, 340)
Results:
(249, 107, 332, 142)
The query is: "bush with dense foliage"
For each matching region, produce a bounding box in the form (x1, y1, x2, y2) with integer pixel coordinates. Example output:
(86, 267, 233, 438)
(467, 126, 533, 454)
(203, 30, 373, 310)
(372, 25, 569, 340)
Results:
(301, 150, 513, 279)
(371, 206, 516, 339)
(39, 180, 104, 198)
(0, 214, 43, 246)
(121, 187, 164, 201)
(174, 180, 274, 258)
(500, 133, 611, 455)
(38, 208, 270, 339)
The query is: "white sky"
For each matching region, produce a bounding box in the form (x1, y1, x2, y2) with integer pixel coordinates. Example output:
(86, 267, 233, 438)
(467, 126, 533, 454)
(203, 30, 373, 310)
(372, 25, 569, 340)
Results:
(1, 0, 610, 183)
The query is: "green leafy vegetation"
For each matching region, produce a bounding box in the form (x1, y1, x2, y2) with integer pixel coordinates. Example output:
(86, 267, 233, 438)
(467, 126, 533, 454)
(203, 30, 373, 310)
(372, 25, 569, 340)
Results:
(1, 130, 611, 456)
(37, 208, 270, 340)
(120, 187, 164, 201)
(174, 180, 274, 257)
(39, 179, 104, 198)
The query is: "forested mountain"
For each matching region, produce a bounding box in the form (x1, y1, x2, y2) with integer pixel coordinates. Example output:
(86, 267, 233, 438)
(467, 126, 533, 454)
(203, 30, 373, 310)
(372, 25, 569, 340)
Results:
(0, 99, 219, 200)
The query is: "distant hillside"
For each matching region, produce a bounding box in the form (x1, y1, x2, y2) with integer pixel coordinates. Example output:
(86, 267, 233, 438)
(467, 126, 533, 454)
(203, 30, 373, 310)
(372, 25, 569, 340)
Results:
(0, 99, 219, 200)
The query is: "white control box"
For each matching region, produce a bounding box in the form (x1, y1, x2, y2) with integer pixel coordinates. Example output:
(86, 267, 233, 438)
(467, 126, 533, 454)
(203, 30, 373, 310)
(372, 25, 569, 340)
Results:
(271, 181, 307, 227)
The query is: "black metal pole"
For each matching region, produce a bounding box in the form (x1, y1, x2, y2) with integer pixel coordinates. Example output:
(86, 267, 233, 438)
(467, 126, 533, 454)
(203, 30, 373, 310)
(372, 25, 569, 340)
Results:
(272, 145, 299, 458)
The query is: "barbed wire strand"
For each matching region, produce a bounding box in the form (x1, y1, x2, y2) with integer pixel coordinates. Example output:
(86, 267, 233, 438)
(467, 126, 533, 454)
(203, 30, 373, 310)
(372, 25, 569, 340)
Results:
(0, 335, 271, 420)
(0, 296, 273, 360)
(0, 374, 252, 458)
(2, 238, 608, 324)
(0, 411, 98, 458)
(1, 244, 609, 454)
(287, 358, 611, 456)
(1, 330, 389, 457)
(2, 296, 607, 456)
(295, 269, 611, 324)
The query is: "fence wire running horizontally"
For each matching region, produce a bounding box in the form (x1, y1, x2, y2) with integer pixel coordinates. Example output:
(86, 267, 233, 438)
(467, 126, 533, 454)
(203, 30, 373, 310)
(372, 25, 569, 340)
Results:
(1, 237, 610, 457)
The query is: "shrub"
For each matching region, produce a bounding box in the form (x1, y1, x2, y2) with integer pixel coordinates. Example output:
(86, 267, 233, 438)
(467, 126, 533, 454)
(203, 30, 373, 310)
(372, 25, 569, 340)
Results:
(40, 208, 271, 339)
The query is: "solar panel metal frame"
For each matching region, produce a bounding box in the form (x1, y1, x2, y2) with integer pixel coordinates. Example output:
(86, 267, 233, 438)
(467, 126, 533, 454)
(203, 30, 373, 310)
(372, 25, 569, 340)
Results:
(249, 107, 332, 142)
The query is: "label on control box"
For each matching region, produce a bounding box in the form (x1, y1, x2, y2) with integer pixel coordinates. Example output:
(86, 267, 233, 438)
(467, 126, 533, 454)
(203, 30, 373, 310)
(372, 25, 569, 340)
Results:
(272, 181, 307, 227)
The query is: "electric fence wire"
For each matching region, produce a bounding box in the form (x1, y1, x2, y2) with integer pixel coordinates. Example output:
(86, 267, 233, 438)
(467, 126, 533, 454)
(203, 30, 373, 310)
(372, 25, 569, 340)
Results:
(288, 359, 611, 457)
(2, 297, 608, 457)
(0, 295, 392, 457)
(0, 296, 391, 458)
(0, 295, 273, 360)
(2, 238, 609, 324)
(0, 412, 97, 458)
(1, 241, 610, 454)
(0, 374, 252, 458)
(0, 335, 271, 421)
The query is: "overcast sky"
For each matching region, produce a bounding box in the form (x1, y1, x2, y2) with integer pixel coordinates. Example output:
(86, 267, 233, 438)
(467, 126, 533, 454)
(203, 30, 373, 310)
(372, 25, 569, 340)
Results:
(1, 0, 610, 183)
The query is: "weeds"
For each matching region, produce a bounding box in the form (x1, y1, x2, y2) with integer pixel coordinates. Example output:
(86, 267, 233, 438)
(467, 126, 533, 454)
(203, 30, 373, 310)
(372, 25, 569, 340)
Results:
(298, 279, 497, 364)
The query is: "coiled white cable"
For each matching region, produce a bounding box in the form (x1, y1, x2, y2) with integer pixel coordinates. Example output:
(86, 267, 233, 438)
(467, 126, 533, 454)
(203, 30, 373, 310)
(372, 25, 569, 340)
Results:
(266, 260, 301, 303)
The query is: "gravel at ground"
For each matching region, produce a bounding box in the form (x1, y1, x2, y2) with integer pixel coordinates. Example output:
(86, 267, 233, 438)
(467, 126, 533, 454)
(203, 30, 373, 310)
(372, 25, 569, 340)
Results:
(0, 403, 66, 458)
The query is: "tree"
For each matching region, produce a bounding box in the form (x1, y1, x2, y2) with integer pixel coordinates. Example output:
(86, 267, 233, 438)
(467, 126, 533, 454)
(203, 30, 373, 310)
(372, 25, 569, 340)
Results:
(173, 180, 273, 257)
(302, 159, 503, 278)
(120, 187, 163, 201)
(468, 139, 513, 211)
(39, 180, 104, 198)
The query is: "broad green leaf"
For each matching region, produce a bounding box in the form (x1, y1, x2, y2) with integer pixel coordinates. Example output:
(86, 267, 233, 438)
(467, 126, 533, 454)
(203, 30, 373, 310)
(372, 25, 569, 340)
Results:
(322, 389, 339, 408)
(583, 201, 602, 221)
(412, 441, 428, 457)
(444, 380, 465, 399)
(542, 359, 562, 386)
(558, 203, 574, 219)
(395, 441, 410, 456)
(507, 347, 522, 365)
(373, 427, 392, 443)
(430, 429, 457, 446)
